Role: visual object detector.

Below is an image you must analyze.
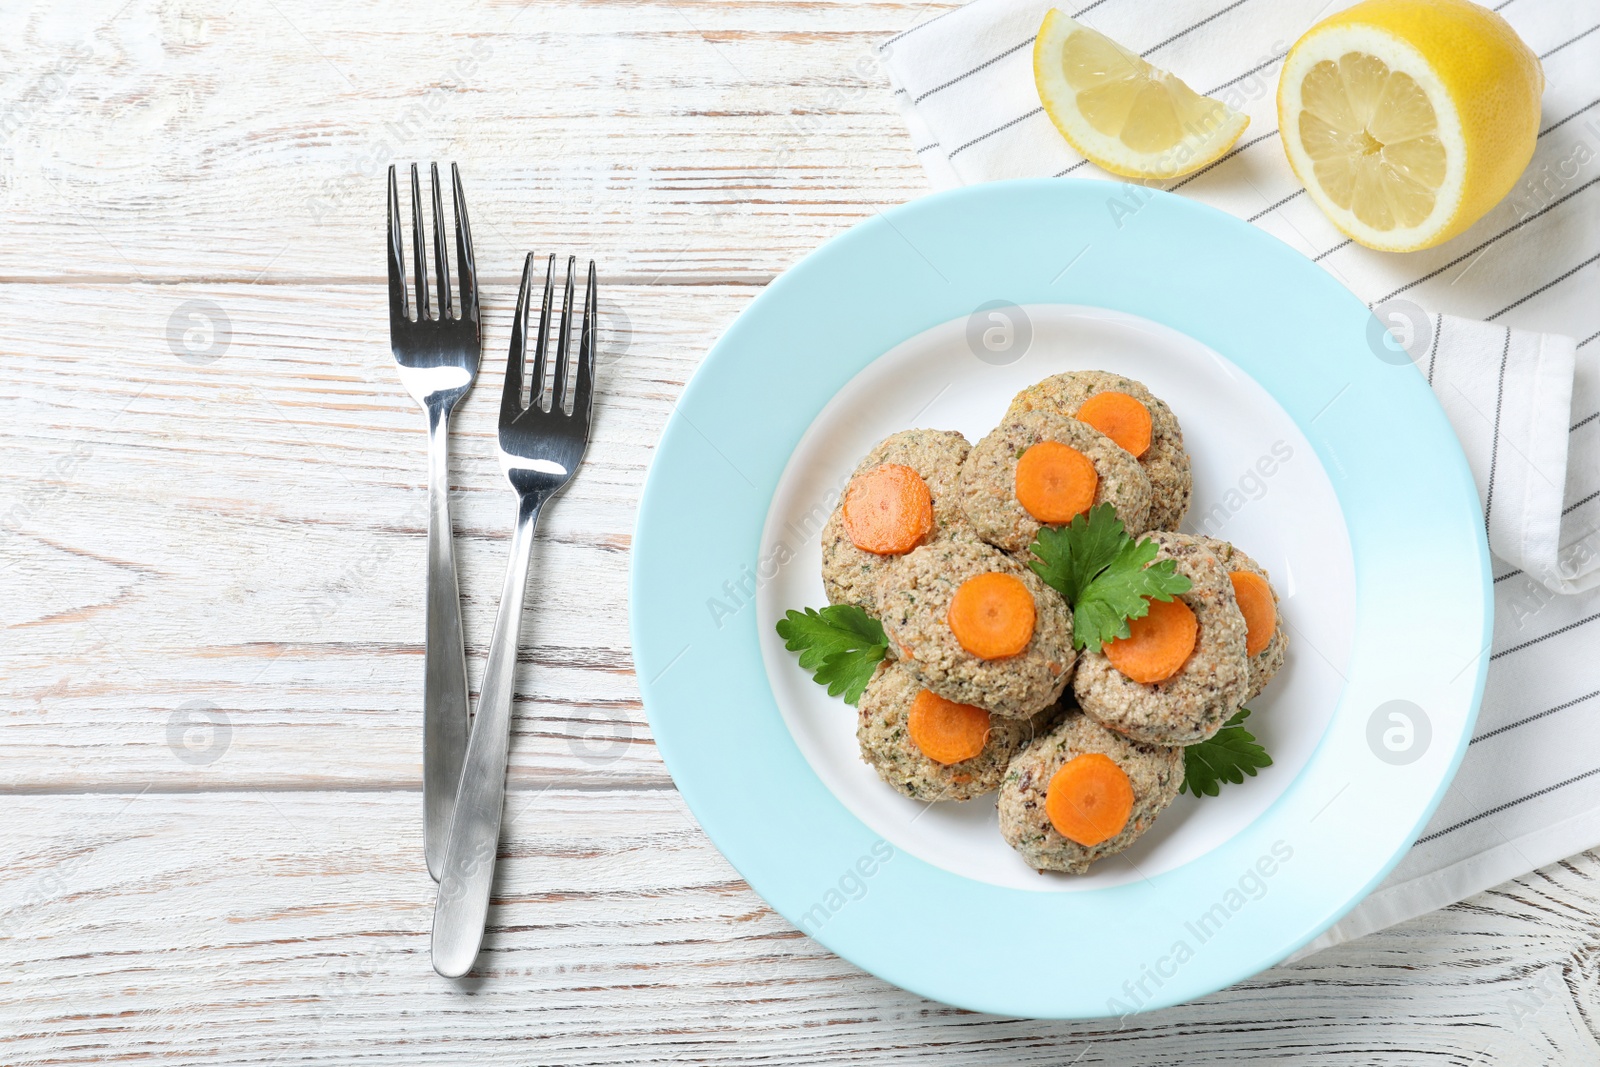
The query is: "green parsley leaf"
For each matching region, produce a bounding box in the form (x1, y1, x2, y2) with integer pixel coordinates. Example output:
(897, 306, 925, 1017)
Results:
(775, 605, 889, 705)
(1029, 506, 1270, 800)
(1028, 504, 1192, 653)
(1179, 708, 1273, 796)
(1027, 505, 1127, 605)
(1074, 537, 1192, 652)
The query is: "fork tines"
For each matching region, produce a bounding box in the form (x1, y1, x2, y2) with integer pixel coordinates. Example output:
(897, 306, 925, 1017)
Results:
(387, 162, 479, 328)
(503, 252, 597, 426)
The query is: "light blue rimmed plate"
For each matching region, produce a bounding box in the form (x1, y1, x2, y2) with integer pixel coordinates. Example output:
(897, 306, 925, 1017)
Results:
(630, 179, 1489, 1018)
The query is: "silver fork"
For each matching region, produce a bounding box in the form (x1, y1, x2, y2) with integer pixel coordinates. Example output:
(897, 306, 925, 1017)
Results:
(432, 252, 598, 978)
(387, 162, 480, 882)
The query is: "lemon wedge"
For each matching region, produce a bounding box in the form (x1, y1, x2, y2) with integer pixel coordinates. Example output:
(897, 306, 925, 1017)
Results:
(1278, 0, 1543, 252)
(1033, 9, 1249, 180)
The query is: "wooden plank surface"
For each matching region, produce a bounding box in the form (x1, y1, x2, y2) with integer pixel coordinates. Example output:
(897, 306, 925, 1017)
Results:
(4, 791, 1600, 1065)
(4, 0, 1600, 1059)
(0, 0, 929, 283)
(1, 280, 725, 790)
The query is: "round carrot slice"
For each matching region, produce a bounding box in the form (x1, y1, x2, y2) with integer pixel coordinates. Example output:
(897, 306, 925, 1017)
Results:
(1103, 596, 1197, 684)
(907, 689, 992, 765)
(1014, 440, 1099, 523)
(1230, 570, 1276, 658)
(1045, 752, 1135, 847)
(1077, 391, 1153, 457)
(947, 572, 1036, 660)
(842, 463, 934, 555)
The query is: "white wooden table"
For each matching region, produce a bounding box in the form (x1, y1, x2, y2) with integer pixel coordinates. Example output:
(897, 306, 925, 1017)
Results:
(4, 0, 1599, 1061)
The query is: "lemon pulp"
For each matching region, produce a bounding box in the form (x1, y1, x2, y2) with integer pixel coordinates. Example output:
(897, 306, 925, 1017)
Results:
(1065, 28, 1232, 154)
(1035, 10, 1248, 180)
(1297, 53, 1448, 232)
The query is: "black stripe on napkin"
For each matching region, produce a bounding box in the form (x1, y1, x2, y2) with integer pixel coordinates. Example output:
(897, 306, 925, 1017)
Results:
(1491, 612, 1600, 660)
(1487, 249, 1600, 321)
(1140, 0, 1252, 57)
(1314, 239, 1353, 262)
(1563, 488, 1600, 517)
(1207, 51, 1287, 94)
(1541, 96, 1600, 136)
(1540, 23, 1600, 61)
(1473, 689, 1600, 744)
(948, 107, 1046, 158)
(914, 37, 1036, 104)
(1416, 765, 1600, 843)
(1247, 190, 1302, 222)
(1426, 314, 1442, 385)
(1168, 130, 1280, 189)
(1482, 328, 1512, 538)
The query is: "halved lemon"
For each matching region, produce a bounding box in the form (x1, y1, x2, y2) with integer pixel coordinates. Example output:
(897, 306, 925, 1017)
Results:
(1033, 9, 1249, 180)
(1278, 0, 1543, 252)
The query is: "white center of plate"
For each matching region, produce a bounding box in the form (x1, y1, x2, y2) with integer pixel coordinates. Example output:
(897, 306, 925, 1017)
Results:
(755, 305, 1354, 892)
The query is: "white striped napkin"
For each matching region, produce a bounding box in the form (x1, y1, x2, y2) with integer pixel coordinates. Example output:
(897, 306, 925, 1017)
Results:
(879, 0, 1600, 953)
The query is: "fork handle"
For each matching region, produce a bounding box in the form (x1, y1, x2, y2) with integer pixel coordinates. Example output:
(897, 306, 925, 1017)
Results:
(423, 404, 471, 881)
(432, 490, 544, 978)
